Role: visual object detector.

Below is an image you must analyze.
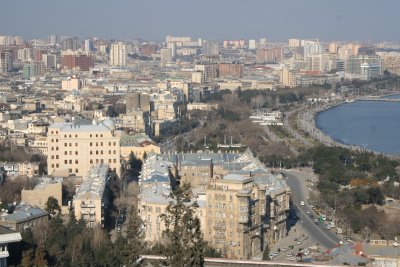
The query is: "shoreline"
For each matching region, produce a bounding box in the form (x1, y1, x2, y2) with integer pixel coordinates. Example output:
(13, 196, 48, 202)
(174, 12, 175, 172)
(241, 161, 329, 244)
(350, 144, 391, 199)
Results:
(298, 93, 400, 159)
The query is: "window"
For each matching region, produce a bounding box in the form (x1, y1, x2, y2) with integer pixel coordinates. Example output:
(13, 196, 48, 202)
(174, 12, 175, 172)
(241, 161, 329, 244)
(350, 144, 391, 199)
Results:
(56, 163, 59, 168)
(75, 160, 78, 164)
(96, 151, 98, 155)
(69, 134, 72, 138)
(108, 159, 112, 163)
(64, 134, 67, 138)
(69, 160, 72, 164)
(75, 151, 78, 155)
(101, 159, 104, 163)
(113, 142, 116, 146)
(69, 143, 72, 147)
(113, 150, 116, 154)
(51, 155, 54, 159)
(90, 159, 93, 164)
(90, 142, 92, 146)
(100, 134, 103, 137)
(56, 139, 58, 142)
(108, 142, 111, 146)
(96, 134, 98, 138)
(113, 159, 116, 163)
(90, 151, 93, 155)
(51, 164, 54, 168)
(64, 160, 67, 164)
(109, 150, 111, 154)
(56, 155, 59, 159)
(64, 143, 67, 147)
(69, 169, 72, 173)
(75, 143, 78, 147)
(75, 134, 78, 138)
(75, 168, 78, 173)
(101, 142, 103, 146)
(51, 139, 54, 143)
(56, 147, 59, 151)
(100, 150, 103, 155)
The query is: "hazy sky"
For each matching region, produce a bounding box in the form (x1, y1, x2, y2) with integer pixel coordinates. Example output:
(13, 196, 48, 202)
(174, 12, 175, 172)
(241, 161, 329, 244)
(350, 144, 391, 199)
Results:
(1, 0, 400, 42)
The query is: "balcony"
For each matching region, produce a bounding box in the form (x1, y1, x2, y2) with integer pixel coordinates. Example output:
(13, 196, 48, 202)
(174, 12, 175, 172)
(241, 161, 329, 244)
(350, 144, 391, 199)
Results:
(0, 250, 9, 258)
(81, 203, 95, 208)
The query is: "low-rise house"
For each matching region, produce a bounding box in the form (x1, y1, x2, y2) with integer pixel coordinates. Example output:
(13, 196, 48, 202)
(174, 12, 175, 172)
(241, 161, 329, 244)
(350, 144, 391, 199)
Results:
(0, 205, 49, 232)
(120, 133, 160, 161)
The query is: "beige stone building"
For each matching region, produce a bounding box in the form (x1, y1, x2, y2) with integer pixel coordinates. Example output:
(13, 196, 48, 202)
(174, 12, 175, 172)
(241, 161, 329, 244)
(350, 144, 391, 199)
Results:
(138, 186, 207, 244)
(280, 68, 297, 88)
(21, 180, 62, 209)
(139, 150, 291, 259)
(73, 164, 109, 227)
(120, 133, 160, 161)
(47, 119, 121, 178)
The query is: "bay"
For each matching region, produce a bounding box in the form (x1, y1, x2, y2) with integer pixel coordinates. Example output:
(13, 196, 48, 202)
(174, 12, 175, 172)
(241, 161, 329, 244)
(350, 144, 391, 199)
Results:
(316, 99, 400, 155)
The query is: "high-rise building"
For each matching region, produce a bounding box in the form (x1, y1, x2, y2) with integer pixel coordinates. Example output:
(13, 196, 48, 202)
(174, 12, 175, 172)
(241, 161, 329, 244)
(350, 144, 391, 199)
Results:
(22, 61, 44, 79)
(126, 92, 150, 113)
(305, 53, 325, 72)
(195, 63, 219, 81)
(248, 39, 256, 50)
(61, 50, 93, 71)
(280, 68, 297, 88)
(17, 48, 32, 62)
(204, 42, 219, 57)
(160, 48, 172, 63)
(0, 49, 13, 73)
(303, 40, 323, 58)
(329, 42, 338, 54)
(167, 42, 176, 59)
(256, 48, 283, 62)
(379, 52, 400, 75)
(288, 38, 301, 47)
(110, 42, 127, 67)
(140, 44, 157, 57)
(61, 37, 80, 51)
(42, 53, 59, 70)
(47, 119, 121, 178)
(84, 39, 93, 52)
(219, 63, 243, 78)
(346, 55, 382, 80)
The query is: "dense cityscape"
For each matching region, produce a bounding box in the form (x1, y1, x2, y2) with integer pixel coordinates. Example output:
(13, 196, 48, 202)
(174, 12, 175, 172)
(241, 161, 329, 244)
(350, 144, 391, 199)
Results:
(1, 1, 400, 267)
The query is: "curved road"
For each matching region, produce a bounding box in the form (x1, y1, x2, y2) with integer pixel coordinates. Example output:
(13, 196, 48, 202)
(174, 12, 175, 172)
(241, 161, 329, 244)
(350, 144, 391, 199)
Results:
(282, 170, 341, 249)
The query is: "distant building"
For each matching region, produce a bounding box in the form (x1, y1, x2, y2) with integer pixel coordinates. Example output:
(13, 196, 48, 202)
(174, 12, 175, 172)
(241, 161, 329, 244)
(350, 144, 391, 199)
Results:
(219, 63, 243, 78)
(160, 48, 173, 63)
(61, 50, 93, 71)
(345, 55, 382, 80)
(61, 76, 82, 91)
(73, 164, 110, 227)
(248, 39, 256, 50)
(280, 68, 297, 88)
(195, 63, 219, 82)
(140, 44, 157, 57)
(126, 92, 150, 113)
(256, 48, 283, 62)
(61, 37, 80, 51)
(0, 50, 13, 73)
(84, 39, 93, 52)
(110, 42, 127, 67)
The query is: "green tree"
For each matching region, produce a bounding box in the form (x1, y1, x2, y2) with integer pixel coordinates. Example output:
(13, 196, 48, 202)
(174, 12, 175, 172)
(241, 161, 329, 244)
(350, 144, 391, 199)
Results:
(45, 197, 60, 217)
(161, 183, 206, 267)
(123, 206, 145, 266)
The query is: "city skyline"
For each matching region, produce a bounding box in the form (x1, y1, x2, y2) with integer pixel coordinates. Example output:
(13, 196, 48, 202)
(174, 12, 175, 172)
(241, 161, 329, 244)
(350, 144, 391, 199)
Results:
(1, 0, 400, 42)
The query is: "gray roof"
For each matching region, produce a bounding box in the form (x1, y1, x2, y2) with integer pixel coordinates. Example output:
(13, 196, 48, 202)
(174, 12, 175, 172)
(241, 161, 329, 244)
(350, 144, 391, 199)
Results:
(75, 164, 109, 197)
(49, 120, 113, 132)
(1, 205, 48, 223)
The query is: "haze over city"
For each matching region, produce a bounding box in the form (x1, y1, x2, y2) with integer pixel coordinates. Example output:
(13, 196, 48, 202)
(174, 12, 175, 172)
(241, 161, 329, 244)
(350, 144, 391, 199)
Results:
(2, 0, 400, 41)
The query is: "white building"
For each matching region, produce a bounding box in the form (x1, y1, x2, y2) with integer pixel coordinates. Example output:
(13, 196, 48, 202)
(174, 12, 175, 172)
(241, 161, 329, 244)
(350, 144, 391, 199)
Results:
(110, 42, 127, 67)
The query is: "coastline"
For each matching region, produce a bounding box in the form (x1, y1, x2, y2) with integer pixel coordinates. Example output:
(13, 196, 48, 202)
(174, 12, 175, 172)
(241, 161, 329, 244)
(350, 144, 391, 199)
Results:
(298, 94, 400, 159)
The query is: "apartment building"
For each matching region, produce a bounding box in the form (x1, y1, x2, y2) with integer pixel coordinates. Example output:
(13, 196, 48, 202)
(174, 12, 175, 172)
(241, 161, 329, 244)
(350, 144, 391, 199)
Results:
(120, 133, 160, 160)
(219, 63, 243, 78)
(73, 164, 110, 227)
(139, 150, 291, 259)
(47, 119, 121, 178)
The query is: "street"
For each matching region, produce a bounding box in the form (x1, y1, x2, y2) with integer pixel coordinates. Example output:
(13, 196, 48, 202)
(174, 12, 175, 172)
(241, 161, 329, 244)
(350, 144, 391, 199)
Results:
(282, 170, 341, 250)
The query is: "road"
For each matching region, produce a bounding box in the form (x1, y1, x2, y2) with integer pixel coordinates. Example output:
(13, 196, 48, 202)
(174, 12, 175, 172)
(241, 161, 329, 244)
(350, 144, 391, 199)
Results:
(282, 170, 341, 250)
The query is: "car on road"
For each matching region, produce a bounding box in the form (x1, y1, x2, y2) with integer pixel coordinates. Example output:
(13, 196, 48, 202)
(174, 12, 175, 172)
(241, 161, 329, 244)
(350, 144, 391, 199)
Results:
(286, 253, 294, 257)
(282, 247, 289, 252)
(314, 218, 319, 225)
(300, 201, 305, 206)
